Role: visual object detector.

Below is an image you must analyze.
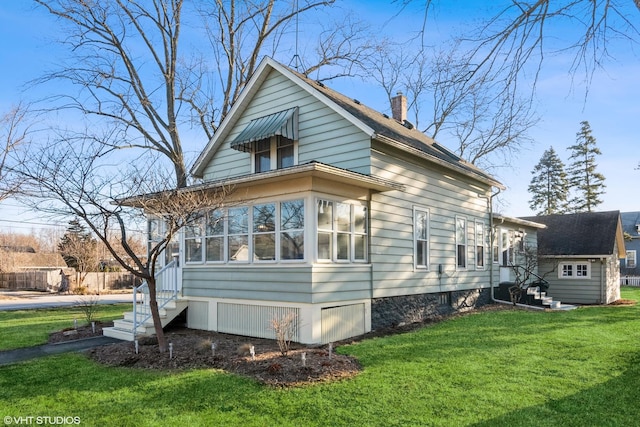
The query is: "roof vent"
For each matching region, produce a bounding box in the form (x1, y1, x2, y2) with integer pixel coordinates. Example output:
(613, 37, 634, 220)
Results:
(402, 119, 414, 130)
(316, 81, 325, 87)
(382, 113, 389, 119)
(635, 224, 640, 233)
(353, 99, 361, 105)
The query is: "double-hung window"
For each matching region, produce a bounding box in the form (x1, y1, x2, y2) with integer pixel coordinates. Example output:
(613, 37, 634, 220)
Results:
(253, 203, 276, 261)
(205, 210, 224, 262)
(317, 199, 367, 263)
(185, 218, 204, 263)
(414, 207, 429, 270)
(280, 200, 305, 260)
(627, 250, 637, 269)
(253, 136, 296, 173)
(228, 207, 249, 262)
(456, 216, 467, 269)
(475, 220, 485, 270)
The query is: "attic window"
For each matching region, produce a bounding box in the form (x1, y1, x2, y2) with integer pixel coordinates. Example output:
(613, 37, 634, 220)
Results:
(231, 107, 298, 153)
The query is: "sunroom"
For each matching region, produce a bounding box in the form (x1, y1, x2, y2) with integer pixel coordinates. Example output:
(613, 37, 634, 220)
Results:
(173, 162, 402, 344)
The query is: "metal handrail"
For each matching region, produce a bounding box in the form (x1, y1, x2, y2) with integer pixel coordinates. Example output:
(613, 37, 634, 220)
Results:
(133, 260, 178, 341)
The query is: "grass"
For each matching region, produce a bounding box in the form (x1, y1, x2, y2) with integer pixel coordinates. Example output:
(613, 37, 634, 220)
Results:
(1, 288, 639, 426)
(0, 303, 129, 350)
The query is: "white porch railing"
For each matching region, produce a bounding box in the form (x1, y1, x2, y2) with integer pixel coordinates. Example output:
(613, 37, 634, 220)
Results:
(133, 260, 179, 340)
(620, 276, 640, 287)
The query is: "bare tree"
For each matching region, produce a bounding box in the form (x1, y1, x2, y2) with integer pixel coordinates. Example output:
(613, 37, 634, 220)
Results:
(0, 104, 30, 202)
(417, 1, 639, 105)
(364, 42, 538, 171)
(16, 136, 233, 352)
(33, 0, 372, 189)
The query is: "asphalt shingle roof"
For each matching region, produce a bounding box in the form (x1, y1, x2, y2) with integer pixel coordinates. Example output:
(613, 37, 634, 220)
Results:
(520, 211, 621, 256)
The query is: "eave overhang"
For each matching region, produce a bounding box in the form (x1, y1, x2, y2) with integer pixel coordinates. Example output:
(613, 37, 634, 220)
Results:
(124, 162, 404, 208)
(374, 133, 505, 190)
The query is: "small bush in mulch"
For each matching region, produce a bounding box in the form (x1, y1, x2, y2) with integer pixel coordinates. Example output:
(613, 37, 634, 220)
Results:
(85, 328, 361, 387)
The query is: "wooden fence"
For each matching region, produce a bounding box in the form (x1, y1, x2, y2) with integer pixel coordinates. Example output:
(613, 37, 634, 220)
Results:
(0, 270, 141, 292)
(620, 276, 640, 287)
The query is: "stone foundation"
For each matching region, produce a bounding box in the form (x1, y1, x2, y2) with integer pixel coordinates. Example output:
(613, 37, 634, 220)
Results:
(371, 288, 491, 330)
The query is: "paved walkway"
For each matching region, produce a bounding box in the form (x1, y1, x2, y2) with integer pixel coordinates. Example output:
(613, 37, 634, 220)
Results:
(0, 336, 120, 366)
(0, 291, 134, 311)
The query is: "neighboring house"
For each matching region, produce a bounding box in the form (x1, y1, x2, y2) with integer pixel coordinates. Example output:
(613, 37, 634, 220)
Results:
(0, 246, 70, 291)
(620, 211, 640, 277)
(106, 56, 508, 344)
(521, 211, 625, 305)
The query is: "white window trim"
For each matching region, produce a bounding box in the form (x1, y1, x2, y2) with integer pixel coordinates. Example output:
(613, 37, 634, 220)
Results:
(183, 198, 306, 265)
(455, 215, 467, 271)
(413, 206, 430, 271)
(251, 136, 299, 173)
(315, 198, 368, 264)
(475, 220, 485, 271)
(626, 250, 637, 269)
(558, 261, 591, 279)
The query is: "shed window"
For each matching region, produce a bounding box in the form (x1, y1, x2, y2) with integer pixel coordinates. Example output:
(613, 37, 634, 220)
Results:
(559, 262, 590, 279)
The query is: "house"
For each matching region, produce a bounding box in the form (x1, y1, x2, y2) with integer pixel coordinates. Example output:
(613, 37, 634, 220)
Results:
(0, 246, 69, 291)
(620, 211, 640, 278)
(520, 211, 625, 305)
(106, 56, 512, 344)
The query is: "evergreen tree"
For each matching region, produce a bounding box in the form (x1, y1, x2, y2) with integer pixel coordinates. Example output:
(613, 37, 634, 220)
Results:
(528, 146, 569, 215)
(566, 121, 606, 212)
(58, 218, 98, 272)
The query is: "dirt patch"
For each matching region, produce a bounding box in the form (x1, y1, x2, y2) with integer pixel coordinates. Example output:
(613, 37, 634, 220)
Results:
(609, 299, 637, 306)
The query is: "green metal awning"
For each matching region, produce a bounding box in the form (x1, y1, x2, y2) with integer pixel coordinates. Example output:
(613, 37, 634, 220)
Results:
(230, 106, 298, 152)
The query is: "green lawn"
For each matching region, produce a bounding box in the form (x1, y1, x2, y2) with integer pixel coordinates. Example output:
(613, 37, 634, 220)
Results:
(0, 303, 129, 350)
(1, 288, 639, 426)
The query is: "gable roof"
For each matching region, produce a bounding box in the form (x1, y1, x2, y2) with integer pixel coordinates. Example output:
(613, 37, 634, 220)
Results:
(191, 57, 503, 189)
(520, 211, 625, 258)
(620, 211, 640, 238)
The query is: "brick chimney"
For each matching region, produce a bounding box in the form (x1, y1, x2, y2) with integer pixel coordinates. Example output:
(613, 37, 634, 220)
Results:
(391, 92, 407, 123)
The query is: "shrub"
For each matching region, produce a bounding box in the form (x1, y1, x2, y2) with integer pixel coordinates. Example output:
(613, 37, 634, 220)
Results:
(74, 295, 101, 325)
(268, 312, 298, 356)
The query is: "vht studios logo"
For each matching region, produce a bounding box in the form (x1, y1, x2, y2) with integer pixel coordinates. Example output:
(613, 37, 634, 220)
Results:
(4, 416, 81, 425)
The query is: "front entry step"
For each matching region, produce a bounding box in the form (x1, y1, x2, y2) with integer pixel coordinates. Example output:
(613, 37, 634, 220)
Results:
(103, 300, 189, 341)
(495, 283, 576, 311)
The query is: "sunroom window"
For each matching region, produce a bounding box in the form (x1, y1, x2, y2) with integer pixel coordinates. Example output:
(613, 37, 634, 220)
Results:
(184, 199, 305, 264)
(317, 199, 367, 263)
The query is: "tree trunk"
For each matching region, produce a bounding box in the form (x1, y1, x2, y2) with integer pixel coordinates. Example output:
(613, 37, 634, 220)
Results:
(147, 279, 168, 353)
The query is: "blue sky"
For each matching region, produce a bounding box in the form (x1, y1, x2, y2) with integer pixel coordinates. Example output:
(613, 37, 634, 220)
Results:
(0, 1, 638, 233)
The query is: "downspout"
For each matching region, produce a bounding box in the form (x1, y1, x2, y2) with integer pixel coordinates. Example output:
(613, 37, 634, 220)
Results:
(488, 187, 500, 303)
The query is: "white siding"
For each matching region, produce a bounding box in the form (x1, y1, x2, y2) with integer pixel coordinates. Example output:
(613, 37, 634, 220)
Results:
(202, 70, 371, 181)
